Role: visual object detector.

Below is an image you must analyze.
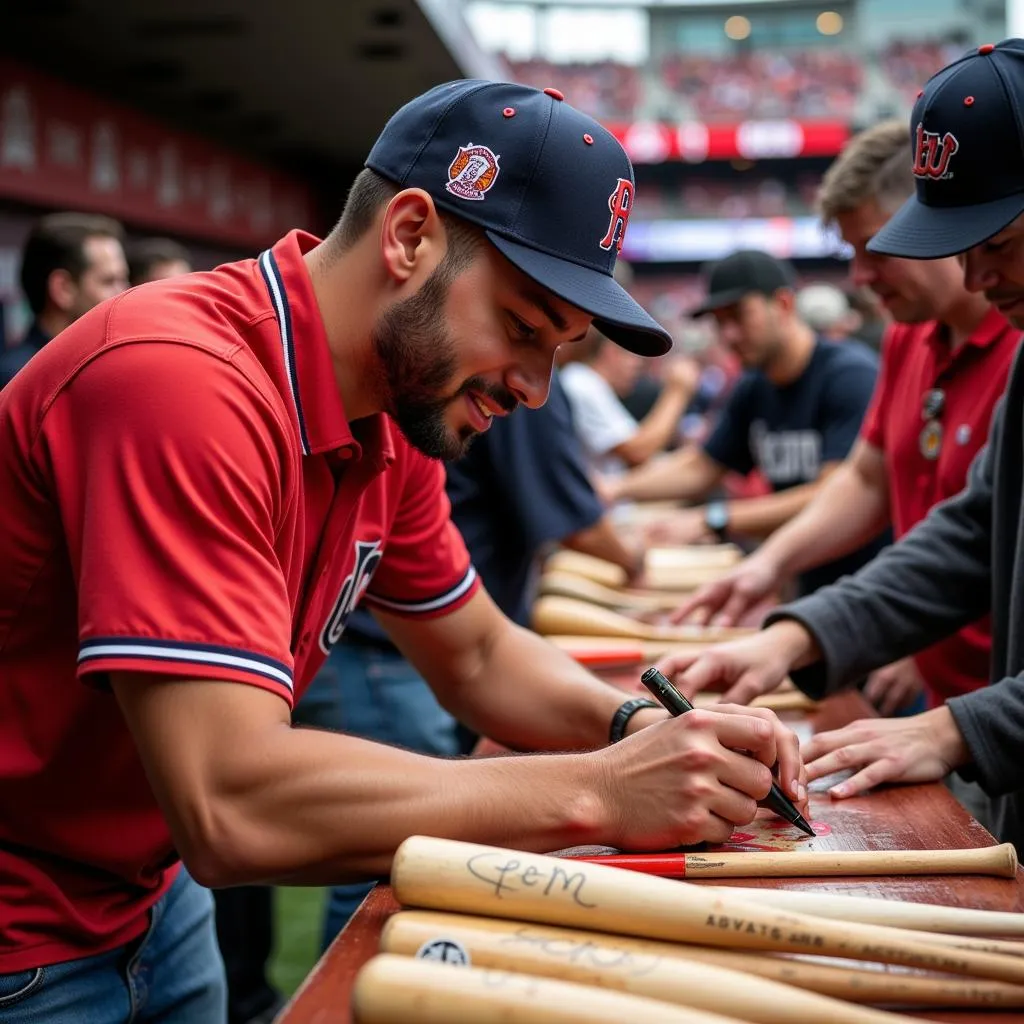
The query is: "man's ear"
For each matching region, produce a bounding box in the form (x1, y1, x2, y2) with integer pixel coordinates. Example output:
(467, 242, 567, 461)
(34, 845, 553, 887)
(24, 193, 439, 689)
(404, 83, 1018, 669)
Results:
(46, 268, 78, 314)
(378, 188, 445, 286)
(772, 287, 796, 314)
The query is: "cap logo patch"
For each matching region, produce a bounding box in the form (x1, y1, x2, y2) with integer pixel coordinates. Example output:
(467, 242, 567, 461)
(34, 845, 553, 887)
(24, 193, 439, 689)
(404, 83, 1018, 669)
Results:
(446, 143, 500, 201)
(912, 124, 959, 180)
(599, 177, 634, 253)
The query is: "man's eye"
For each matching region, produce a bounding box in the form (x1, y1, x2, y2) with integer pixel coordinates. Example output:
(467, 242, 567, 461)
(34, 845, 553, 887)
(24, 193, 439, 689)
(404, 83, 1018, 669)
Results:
(509, 314, 536, 338)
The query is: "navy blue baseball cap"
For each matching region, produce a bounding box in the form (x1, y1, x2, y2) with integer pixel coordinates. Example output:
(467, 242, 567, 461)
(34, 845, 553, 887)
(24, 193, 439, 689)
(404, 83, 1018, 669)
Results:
(366, 79, 671, 356)
(690, 250, 797, 317)
(869, 38, 1024, 259)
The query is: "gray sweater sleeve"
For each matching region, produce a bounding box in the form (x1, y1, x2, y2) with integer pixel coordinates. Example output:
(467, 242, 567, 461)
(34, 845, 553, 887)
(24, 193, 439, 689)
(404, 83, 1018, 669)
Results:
(763, 401, 999, 699)
(947, 678, 1024, 796)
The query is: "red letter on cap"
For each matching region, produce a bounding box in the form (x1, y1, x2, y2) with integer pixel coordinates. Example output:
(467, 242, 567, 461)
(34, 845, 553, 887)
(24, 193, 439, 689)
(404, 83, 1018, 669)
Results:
(599, 178, 634, 253)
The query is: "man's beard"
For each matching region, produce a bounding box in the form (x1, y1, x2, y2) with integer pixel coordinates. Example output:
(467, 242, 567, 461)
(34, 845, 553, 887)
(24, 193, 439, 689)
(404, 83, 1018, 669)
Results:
(372, 268, 516, 461)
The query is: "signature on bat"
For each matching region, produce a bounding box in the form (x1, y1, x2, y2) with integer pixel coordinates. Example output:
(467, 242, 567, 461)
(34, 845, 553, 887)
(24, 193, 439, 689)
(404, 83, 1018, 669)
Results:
(466, 853, 597, 908)
(500, 927, 662, 977)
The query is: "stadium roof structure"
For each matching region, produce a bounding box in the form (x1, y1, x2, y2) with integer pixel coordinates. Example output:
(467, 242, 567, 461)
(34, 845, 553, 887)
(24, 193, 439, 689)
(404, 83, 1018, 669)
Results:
(2, 0, 503, 186)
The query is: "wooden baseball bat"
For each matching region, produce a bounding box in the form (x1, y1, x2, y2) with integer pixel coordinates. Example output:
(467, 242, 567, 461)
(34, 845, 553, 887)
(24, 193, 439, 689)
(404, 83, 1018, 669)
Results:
(391, 836, 1024, 985)
(644, 546, 742, 590)
(532, 596, 753, 642)
(546, 547, 741, 590)
(648, 544, 744, 569)
(351, 953, 745, 1024)
(567, 844, 1019, 880)
(381, 910, 920, 1023)
(381, 915, 1024, 1010)
(544, 550, 629, 589)
(699, 885, 1024, 937)
(539, 571, 694, 611)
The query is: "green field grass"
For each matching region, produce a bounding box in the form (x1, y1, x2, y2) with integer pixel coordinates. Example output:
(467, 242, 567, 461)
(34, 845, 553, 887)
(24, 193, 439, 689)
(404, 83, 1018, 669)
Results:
(269, 887, 327, 997)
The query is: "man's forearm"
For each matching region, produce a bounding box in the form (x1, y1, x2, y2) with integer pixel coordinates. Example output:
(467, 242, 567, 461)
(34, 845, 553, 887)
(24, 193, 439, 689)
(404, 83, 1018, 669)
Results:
(197, 628, 655, 886)
(614, 446, 720, 503)
(204, 726, 611, 887)
(448, 621, 652, 753)
(748, 463, 890, 574)
(617, 385, 689, 466)
(723, 480, 823, 540)
(563, 516, 642, 578)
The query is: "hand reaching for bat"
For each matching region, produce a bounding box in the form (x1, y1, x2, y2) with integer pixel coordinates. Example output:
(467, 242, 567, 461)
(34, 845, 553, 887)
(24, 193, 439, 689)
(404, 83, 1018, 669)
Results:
(598, 703, 806, 850)
(670, 553, 781, 627)
(643, 508, 714, 546)
(653, 620, 817, 704)
(802, 706, 972, 799)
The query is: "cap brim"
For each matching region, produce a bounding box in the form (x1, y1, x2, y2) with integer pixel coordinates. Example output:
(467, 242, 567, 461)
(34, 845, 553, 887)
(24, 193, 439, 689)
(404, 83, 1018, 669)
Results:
(689, 286, 753, 318)
(486, 231, 672, 356)
(868, 192, 1024, 259)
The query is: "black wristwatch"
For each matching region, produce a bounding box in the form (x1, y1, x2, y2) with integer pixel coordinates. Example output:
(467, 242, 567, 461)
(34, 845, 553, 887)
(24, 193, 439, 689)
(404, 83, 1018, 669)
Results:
(704, 500, 730, 540)
(609, 697, 660, 744)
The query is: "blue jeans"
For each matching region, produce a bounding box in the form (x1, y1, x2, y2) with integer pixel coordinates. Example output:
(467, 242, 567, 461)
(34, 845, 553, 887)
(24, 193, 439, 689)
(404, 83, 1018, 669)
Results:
(0, 866, 226, 1024)
(293, 640, 461, 951)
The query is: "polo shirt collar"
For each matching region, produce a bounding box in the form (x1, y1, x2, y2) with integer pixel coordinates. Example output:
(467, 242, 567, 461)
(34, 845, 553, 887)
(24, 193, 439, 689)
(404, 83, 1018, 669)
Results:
(927, 305, 1013, 360)
(258, 230, 396, 464)
(964, 306, 1015, 351)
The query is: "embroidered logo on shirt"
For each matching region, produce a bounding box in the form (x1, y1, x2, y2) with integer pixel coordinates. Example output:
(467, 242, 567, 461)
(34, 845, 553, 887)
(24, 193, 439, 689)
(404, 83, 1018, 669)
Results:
(446, 143, 500, 201)
(319, 540, 383, 653)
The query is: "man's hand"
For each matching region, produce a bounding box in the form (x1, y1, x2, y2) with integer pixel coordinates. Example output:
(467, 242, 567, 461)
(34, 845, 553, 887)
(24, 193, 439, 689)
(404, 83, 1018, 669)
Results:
(592, 472, 622, 507)
(663, 356, 701, 397)
(671, 554, 781, 627)
(644, 508, 713, 546)
(863, 657, 926, 716)
(595, 705, 806, 849)
(802, 706, 971, 799)
(653, 620, 817, 704)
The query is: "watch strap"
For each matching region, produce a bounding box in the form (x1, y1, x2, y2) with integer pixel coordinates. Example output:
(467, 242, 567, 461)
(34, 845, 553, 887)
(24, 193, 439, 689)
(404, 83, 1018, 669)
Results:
(609, 697, 660, 744)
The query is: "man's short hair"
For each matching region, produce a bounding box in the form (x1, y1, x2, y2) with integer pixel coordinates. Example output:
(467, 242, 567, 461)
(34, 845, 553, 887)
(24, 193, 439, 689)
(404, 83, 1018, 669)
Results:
(329, 168, 481, 278)
(128, 237, 192, 286)
(20, 212, 125, 315)
(816, 120, 913, 226)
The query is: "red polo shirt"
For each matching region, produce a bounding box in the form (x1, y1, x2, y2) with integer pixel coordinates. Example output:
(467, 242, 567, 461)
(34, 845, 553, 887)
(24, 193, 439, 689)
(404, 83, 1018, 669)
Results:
(0, 230, 479, 972)
(860, 307, 1019, 704)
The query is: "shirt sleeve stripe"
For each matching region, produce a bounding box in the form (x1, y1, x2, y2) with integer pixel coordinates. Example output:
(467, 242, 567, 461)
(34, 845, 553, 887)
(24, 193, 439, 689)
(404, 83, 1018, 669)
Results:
(78, 638, 293, 691)
(364, 566, 478, 615)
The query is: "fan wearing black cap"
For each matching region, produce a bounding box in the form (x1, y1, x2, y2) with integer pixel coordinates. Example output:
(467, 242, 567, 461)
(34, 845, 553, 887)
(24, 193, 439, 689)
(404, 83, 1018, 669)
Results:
(605, 248, 886, 600)
(0, 80, 806, 1018)
(646, 40, 1024, 857)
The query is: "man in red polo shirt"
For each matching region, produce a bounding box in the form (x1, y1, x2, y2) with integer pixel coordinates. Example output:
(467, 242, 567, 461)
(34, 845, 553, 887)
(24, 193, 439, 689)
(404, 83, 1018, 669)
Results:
(0, 81, 804, 1022)
(673, 119, 1018, 809)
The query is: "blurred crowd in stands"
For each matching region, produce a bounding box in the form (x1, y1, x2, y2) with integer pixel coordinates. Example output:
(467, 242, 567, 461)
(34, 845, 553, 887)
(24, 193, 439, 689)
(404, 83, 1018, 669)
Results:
(880, 40, 966, 105)
(507, 38, 965, 122)
(659, 50, 862, 121)
(634, 173, 822, 220)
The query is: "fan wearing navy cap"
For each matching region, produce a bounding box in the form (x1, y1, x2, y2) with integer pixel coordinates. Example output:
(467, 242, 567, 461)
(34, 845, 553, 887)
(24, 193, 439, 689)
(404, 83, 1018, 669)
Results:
(644, 41, 1024, 856)
(0, 81, 805, 1021)
(605, 248, 887, 600)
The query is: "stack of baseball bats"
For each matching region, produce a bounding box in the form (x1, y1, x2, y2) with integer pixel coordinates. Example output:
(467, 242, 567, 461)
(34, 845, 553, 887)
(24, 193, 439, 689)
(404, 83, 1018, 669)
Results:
(535, 545, 753, 657)
(531, 546, 816, 709)
(352, 835, 1024, 1023)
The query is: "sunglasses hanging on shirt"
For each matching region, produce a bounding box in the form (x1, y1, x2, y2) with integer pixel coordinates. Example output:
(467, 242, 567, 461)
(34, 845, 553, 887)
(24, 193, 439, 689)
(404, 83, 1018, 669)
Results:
(919, 387, 945, 461)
